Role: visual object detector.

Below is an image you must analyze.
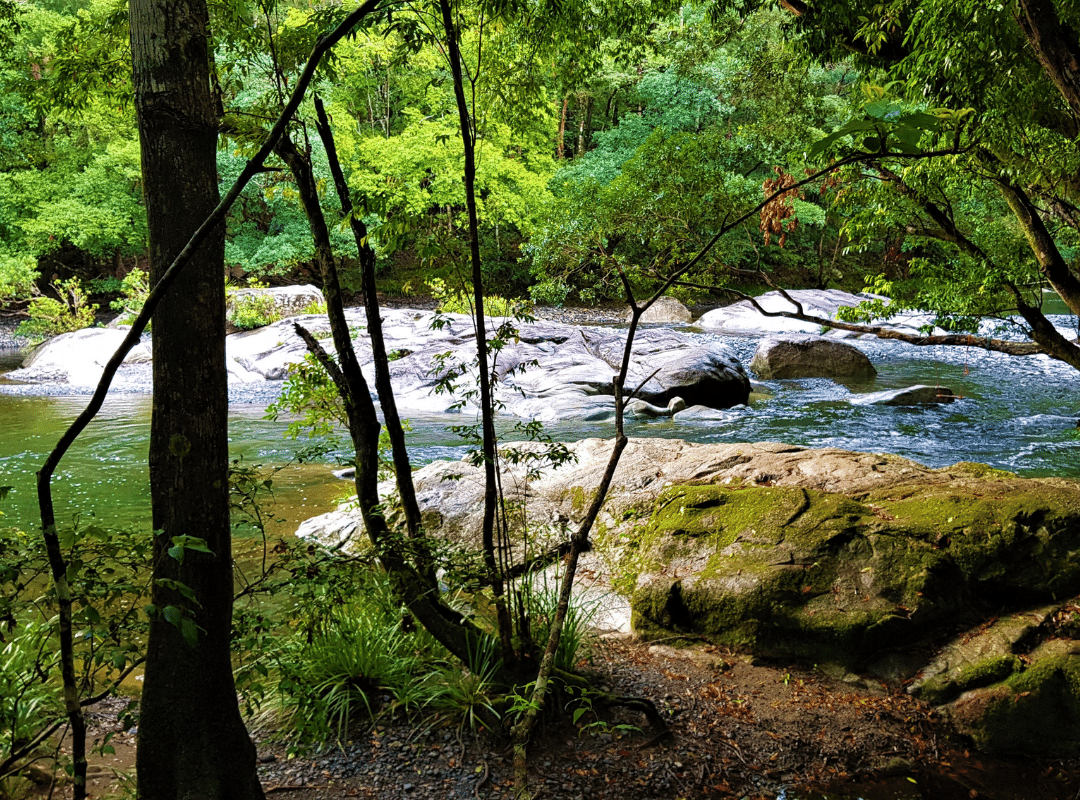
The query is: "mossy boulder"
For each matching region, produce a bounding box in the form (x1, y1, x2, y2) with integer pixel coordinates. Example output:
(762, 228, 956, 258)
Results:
(624, 471, 1080, 668)
(948, 652, 1080, 755)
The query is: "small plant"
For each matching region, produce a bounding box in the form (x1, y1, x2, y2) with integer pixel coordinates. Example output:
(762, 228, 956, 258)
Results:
(254, 573, 436, 745)
(427, 277, 528, 318)
(16, 278, 98, 343)
(423, 634, 502, 733)
(0, 619, 64, 782)
(300, 299, 328, 315)
(109, 269, 150, 325)
(227, 280, 282, 331)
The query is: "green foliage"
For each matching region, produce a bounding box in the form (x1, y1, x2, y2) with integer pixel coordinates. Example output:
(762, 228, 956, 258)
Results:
(422, 634, 502, 734)
(0, 619, 63, 781)
(269, 589, 431, 743)
(265, 353, 346, 440)
(519, 574, 596, 674)
(527, 7, 854, 301)
(108, 268, 148, 325)
(528, 277, 571, 307)
(16, 277, 97, 342)
(0, 251, 36, 301)
(427, 277, 526, 318)
(226, 282, 283, 331)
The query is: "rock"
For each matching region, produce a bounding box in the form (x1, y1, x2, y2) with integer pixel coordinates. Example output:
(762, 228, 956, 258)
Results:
(297, 437, 1080, 757)
(947, 653, 1080, 755)
(4, 329, 152, 385)
(908, 607, 1054, 704)
(750, 335, 876, 380)
(627, 397, 686, 419)
(697, 289, 944, 337)
(225, 284, 324, 332)
(224, 308, 749, 419)
(849, 385, 956, 406)
(672, 404, 744, 422)
(627, 296, 693, 324)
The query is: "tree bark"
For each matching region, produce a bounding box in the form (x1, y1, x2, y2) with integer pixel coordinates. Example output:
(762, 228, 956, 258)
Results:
(130, 0, 263, 795)
(1015, 0, 1080, 123)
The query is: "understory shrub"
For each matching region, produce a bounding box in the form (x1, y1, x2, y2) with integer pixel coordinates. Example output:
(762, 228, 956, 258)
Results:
(228, 291, 282, 330)
(427, 277, 527, 318)
(15, 278, 98, 343)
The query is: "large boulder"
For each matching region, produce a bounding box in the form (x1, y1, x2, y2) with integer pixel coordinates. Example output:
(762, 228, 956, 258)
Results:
(626, 296, 693, 324)
(4, 328, 152, 385)
(298, 438, 1080, 755)
(750, 335, 876, 380)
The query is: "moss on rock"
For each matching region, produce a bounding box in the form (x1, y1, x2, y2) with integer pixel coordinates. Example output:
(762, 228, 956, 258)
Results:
(950, 655, 1080, 755)
(626, 477, 1080, 668)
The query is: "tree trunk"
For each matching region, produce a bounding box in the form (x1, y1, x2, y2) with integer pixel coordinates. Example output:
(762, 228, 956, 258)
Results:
(557, 95, 568, 159)
(129, 0, 263, 795)
(1015, 0, 1080, 123)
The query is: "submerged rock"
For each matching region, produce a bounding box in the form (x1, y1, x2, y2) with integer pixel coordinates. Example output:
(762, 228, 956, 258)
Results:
(849, 385, 957, 406)
(750, 335, 876, 380)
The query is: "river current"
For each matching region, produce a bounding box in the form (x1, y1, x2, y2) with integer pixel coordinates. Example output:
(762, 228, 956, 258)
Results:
(1, 312, 1078, 535)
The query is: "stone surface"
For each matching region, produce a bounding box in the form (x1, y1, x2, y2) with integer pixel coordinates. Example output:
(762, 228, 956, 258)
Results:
(5, 329, 152, 385)
(226, 284, 324, 332)
(750, 335, 877, 380)
(227, 310, 750, 420)
(297, 438, 1080, 756)
(626, 296, 693, 324)
(697, 289, 943, 337)
(849, 385, 957, 406)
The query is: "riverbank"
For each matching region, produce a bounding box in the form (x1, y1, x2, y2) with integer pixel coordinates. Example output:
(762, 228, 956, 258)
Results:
(74, 636, 1078, 800)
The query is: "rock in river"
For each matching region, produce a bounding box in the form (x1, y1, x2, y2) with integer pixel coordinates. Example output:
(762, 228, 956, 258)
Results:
(750, 334, 876, 380)
(849, 385, 957, 406)
(11, 307, 750, 420)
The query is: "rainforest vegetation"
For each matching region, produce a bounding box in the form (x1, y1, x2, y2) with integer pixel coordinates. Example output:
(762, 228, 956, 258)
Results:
(4, 0, 1080, 797)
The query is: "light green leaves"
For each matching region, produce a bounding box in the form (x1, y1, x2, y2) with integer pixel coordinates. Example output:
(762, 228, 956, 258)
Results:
(165, 535, 214, 564)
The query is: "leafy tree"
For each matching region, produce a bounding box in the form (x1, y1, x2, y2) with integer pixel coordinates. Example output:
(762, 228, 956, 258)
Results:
(0, 0, 146, 296)
(731, 0, 1080, 369)
(528, 6, 856, 302)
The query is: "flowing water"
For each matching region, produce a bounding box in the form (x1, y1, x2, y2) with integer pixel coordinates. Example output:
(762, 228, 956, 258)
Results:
(2, 312, 1079, 535)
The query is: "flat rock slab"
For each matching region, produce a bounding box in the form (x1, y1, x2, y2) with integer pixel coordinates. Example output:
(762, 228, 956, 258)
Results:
(6, 329, 152, 385)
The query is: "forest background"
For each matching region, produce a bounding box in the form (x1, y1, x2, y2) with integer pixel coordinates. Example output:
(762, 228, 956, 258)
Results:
(5, 0, 1080, 797)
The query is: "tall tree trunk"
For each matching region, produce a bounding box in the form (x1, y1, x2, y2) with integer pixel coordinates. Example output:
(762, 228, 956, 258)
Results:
(129, 0, 264, 796)
(557, 94, 568, 159)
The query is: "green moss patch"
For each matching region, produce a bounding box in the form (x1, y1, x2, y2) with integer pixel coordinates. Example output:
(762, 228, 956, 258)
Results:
(626, 476, 1080, 668)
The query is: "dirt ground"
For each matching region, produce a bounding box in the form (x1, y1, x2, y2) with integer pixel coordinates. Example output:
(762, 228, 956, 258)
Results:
(37, 636, 1078, 800)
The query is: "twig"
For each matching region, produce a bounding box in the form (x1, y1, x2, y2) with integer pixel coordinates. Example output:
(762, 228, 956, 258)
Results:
(474, 758, 490, 799)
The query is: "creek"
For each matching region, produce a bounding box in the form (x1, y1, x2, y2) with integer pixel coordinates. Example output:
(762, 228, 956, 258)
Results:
(2, 313, 1080, 537)
(1, 309, 1079, 536)
(1, 309, 1078, 800)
